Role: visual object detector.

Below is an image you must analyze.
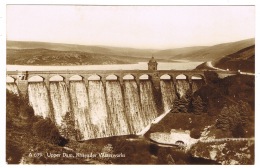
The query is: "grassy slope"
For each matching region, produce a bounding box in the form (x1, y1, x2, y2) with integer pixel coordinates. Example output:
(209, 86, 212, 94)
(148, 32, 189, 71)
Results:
(214, 45, 255, 73)
(7, 41, 157, 58)
(165, 38, 254, 61)
(153, 46, 208, 60)
(6, 48, 157, 65)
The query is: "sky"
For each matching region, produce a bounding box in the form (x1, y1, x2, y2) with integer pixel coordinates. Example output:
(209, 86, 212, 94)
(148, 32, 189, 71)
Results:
(6, 5, 255, 49)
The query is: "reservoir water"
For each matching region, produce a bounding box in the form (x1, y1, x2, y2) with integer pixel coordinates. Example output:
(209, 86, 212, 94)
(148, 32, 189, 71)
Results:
(6, 62, 203, 71)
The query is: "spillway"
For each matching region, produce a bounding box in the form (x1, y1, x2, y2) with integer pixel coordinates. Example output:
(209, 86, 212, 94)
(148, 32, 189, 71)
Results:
(123, 80, 143, 133)
(10, 75, 205, 140)
(176, 80, 190, 98)
(28, 82, 50, 119)
(69, 81, 92, 140)
(49, 82, 71, 135)
(160, 80, 176, 111)
(105, 80, 130, 135)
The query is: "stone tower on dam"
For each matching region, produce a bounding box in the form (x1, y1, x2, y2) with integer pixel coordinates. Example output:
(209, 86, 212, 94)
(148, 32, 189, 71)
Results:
(148, 56, 158, 71)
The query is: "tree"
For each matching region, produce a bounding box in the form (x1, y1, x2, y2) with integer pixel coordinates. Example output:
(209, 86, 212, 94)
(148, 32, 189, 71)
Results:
(216, 101, 251, 137)
(32, 118, 68, 146)
(204, 71, 219, 84)
(190, 128, 201, 139)
(192, 96, 204, 115)
(172, 97, 188, 113)
(6, 90, 35, 128)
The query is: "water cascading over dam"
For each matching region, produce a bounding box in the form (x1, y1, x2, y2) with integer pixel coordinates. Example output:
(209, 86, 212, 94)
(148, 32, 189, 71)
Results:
(105, 80, 130, 136)
(7, 73, 205, 141)
(22, 78, 167, 140)
(160, 80, 176, 112)
(139, 80, 158, 127)
(123, 80, 146, 133)
(28, 82, 50, 119)
(49, 82, 71, 134)
(6, 83, 19, 95)
(88, 80, 111, 138)
(176, 80, 190, 98)
(69, 81, 92, 140)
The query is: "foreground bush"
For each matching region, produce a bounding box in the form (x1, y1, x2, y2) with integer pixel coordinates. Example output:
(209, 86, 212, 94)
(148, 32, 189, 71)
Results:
(6, 140, 23, 164)
(216, 101, 252, 138)
(32, 118, 68, 146)
(190, 128, 201, 139)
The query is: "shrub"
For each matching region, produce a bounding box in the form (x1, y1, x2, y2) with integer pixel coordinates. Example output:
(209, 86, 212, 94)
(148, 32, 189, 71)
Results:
(204, 71, 219, 84)
(216, 101, 251, 138)
(6, 140, 23, 164)
(190, 128, 201, 139)
(172, 97, 189, 113)
(32, 118, 68, 146)
(6, 90, 35, 128)
(192, 96, 204, 114)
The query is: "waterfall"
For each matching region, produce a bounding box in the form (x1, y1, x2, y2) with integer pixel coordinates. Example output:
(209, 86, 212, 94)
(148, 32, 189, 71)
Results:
(123, 80, 143, 133)
(28, 82, 50, 118)
(49, 82, 71, 130)
(105, 81, 130, 136)
(139, 80, 158, 126)
(160, 80, 176, 111)
(88, 80, 111, 138)
(176, 80, 190, 98)
(6, 83, 19, 95)
(70, 81, 93, 140)
(14, 74, 191, 140)
(192, 80, 205, 93)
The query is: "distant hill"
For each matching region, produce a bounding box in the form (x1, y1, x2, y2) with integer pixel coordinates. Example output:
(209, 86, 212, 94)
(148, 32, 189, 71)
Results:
(7, 38, 255, 65)
(6, 48, 158, 65)
(153, 46, 208, 60)
(214, 45, 255, 73)
(154, 38, 255, 61)
(7, 41, 157, 58)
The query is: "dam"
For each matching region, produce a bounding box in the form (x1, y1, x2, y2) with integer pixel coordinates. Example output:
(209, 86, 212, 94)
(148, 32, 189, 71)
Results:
(6, 58, 237, 140)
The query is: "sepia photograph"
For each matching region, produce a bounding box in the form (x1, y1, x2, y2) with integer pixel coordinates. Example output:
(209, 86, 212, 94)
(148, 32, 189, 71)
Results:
(5, 4, 255, 165)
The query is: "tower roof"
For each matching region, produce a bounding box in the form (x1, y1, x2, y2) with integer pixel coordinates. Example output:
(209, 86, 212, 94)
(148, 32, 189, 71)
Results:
(149, 56, 157, 63)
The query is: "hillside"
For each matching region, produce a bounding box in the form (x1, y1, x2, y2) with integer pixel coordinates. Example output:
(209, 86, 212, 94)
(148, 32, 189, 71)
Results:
(214, 45, 255, 73)
(6, 48, 162, 65)
(7, 41, 157, 58)
(6, 38, 254, 65)
(157, 38, 254, 61)
(153, 46, 208, 60)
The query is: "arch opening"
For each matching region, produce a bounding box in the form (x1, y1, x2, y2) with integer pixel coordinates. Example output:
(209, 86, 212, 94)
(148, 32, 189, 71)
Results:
(106, 74, 118, 80)
(175, 140, 185, 145)
(176, 74, 187, 80)
(191, 75, 204, 80)
(88, 74, 101, 81)
(70, 75, 83, 81)
(6, 76, 15, 83)
(50, 75, 64, 82)
(28, 75, 44, 82)
(139, 74, 149, 80)
(123, 74, 135, 80)
(160, 74, 171, 80)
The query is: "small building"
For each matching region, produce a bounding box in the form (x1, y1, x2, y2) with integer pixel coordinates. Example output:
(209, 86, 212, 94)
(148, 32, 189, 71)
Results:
(170, 129, 198, 147)
(148, 56, 158, 70)
(170, 129, 190, 145)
